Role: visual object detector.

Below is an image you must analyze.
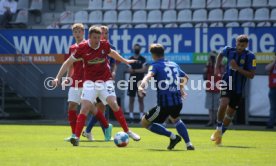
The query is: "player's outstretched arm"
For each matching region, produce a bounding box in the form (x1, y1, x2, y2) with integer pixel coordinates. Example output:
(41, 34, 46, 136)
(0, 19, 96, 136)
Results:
(179, 75, 189, 99)
(138, 72, 154, 97)
(215, 53, 223, 76)
(53, 57, 75, 86)
(108, 49, 137, 64)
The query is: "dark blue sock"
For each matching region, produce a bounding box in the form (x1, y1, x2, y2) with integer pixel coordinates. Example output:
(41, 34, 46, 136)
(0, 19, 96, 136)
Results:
(222, 125, 228, 134)
(100, 110, 110, 134)
(217, 121, 223, 127)
(148, 123, 172, 137)
(175, 120, 190, 143)
(86, 115, 98, 133)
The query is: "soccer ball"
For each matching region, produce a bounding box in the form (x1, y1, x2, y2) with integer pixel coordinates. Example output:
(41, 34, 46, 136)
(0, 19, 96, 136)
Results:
(114, 132, 129, 147)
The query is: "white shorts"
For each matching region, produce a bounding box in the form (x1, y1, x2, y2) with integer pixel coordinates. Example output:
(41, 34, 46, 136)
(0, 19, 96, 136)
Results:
(81, 80, 116, 105)
(67, 87, 83, 105)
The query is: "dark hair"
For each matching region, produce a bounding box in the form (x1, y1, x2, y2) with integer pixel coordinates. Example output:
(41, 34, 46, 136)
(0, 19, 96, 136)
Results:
(89, 26, 102, 35)
(150, 44, 164, 57)
(236, 35, 249, 43)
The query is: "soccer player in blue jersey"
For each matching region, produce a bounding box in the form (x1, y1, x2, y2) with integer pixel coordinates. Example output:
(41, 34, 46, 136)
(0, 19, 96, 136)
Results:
(82, 25, 117, 141)
(138, 43, 194, 150)
(211, 35, 256, 145)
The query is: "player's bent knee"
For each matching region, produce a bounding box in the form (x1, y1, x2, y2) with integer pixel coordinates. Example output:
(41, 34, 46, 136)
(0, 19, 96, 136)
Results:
(106, 96, 119, 111)
(68, 102, 78, 110)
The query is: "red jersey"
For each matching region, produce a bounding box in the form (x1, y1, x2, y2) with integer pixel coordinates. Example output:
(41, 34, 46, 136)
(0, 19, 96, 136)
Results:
(66, 44, 84, 88)
(269, 63, 276, 88)
(72, 40, 112, 82)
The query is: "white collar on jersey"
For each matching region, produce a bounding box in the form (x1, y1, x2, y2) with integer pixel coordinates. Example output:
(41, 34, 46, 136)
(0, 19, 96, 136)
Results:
(88, 40, 100, 50)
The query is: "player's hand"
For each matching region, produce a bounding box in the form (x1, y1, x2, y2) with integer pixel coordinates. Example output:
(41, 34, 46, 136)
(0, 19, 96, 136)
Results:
(126, 59, 137, 64)
(230, 59, 239, 71)
(181, 90, 188, 100)
(51, 78, 60, 87)
(138, 87, 146, 98)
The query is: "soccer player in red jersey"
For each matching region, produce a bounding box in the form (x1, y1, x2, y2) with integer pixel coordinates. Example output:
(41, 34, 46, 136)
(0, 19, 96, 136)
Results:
(82, 25, 117, 141)
(53, 26, 141, 146)
(63, 23, 85, 142)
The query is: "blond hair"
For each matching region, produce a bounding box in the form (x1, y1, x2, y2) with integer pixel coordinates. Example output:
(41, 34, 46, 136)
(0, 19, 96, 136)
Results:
(71, 23, 84, 31)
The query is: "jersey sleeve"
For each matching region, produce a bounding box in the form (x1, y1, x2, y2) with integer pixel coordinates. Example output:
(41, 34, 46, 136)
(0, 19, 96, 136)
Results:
(177, 65, 186, 77)
(247, 53, 257, 70)
(220, 46, 230, 58)
(148, 63, 158, 75)
(71, 45, 82, 60)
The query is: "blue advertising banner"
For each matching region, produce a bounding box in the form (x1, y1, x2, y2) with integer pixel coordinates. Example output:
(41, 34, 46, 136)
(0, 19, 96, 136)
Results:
(0, 28, 275, 63)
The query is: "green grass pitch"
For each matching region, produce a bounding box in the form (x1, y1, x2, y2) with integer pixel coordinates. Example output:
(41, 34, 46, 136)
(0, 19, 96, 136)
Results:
(0, 125, 276, 166)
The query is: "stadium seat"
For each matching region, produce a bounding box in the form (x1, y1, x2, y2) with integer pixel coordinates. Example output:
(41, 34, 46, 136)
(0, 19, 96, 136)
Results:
(192, 9, 207, 22)
(150, 24, 163, 28)
(88, 10, 103, 23)
(132, 0, 146, 10)
(256, 22, 271, 27)
(17, 0, 29, 11)
(237, 0, 251, 8)
(61, 24, 71, 29)
(132, 10, 147, 23)
(177, 9, 192, 22)
(119, 24, 133, 28)
(118, 0, 131, 10)
(255, 8, 270, 21)
(47, 22, 59, 29)
(271, 9, 276, 21)
(239, 8, 253, 21)
(10, 9, 29, 25)
(103, 10, 117, 23)
(208, 9, 223, 21)
(207, 0, 221, 9)
(226, 22, 239, 27)
(118, 10, 132, 23)
(224, 9, 238, 21)
(195, 23, 208, 27)
(209, 22, 224, 27)
(241, 22, 255, 27)
(59, 11, 74, 24)
(147, 10, 162, 23)
(165, 23, 178, 28)
(252, 0, 267, 8)
(107, 24, 118, 28)
(269, 0, 276, 7)
(163, 10, 177, 23)
(191, 0, 206, 9)
(29, 0, 43, 12)
(74, 11, 88, 23)
(134, 24, 148, 28)
(179, 23, 193, 27)
(161, 0, 176, 10)
(42, 13, 55, 26)
(176, 0, 190, 9)
(87, 0, 102, 10)
(146, 0, 161, 10)
(103, 0, 117, 10)
(221, 0, 236, 8)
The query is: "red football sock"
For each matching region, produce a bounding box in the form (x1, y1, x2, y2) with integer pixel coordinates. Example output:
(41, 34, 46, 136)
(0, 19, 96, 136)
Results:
(68, 110, 77, 134)
(113, 107, 129, 132)
(95, 110, 109, 128)
(75, 113, 87, 138)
